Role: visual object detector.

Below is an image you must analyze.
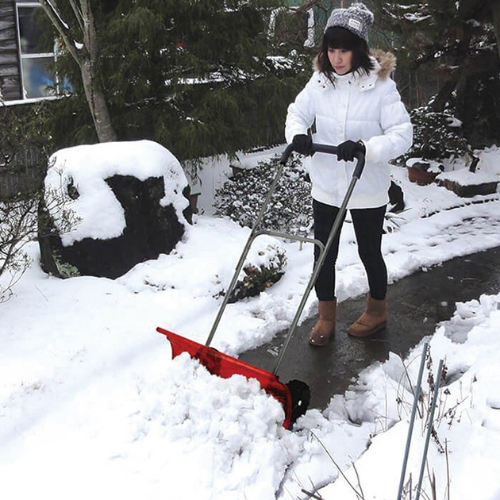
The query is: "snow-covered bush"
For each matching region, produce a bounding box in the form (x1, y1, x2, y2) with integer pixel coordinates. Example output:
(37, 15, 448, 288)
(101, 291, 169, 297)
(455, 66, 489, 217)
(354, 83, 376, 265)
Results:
(226, 242, 287, 303)
(0, 104, 53, 301)
(403, 105, 473, 169)
(0, 198, 36, 302)
(214, 154, 312, 236)
(213, 155, 306, 302)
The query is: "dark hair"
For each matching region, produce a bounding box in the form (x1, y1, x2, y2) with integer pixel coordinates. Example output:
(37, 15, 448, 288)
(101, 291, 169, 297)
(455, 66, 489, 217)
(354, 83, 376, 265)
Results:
(317, 27, 374, 83)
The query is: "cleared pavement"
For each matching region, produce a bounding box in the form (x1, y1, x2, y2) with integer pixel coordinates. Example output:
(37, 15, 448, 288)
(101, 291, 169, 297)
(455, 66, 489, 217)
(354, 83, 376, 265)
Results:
(239, 246, 500, 409)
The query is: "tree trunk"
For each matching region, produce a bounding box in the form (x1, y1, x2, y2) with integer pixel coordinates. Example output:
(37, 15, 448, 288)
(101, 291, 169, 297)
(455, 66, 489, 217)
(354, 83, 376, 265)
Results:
(79, 0, 116, 143)
(39, 0, 117, 143)
(490, 0, 500, 61)
(80, 60, 117, 143)
(430, 78, 457, 112)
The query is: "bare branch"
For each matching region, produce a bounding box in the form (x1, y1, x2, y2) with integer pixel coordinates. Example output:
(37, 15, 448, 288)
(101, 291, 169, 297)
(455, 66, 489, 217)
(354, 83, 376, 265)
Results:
(38, 0, 81, 63)
(39, 0, 116, 142)
(310, 431, 364, 500)
(69, 0, 84, 31)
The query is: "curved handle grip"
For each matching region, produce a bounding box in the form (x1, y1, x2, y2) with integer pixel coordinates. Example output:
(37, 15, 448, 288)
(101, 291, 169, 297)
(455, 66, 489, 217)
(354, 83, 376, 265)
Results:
(280, 142, 365, 179)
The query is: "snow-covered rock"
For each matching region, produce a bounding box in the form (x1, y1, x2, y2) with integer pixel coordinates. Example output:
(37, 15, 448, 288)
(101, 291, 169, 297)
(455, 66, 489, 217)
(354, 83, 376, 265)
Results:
(39, 140, 191, 278)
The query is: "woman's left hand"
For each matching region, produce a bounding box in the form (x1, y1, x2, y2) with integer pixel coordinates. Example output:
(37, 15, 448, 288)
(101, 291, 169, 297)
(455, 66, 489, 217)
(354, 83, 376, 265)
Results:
(337, 140, 366, 162)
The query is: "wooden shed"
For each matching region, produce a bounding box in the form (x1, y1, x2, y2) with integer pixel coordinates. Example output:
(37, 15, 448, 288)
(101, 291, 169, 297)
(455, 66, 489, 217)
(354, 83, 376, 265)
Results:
(0, 0, 59, 104)
(0, 0, 22, 100)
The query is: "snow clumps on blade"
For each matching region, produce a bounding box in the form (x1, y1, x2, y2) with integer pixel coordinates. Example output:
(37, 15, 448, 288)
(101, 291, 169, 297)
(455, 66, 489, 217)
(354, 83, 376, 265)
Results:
(131, 352, 299, 498)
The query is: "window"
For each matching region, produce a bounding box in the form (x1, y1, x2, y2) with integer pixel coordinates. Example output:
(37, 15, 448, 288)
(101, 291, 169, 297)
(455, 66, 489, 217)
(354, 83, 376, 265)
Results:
(15, 2, 64, 100)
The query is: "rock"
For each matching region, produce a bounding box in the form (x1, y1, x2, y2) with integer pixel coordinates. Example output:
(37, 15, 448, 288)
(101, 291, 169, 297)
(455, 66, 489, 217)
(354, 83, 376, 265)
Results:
(39, 140, 192, 279)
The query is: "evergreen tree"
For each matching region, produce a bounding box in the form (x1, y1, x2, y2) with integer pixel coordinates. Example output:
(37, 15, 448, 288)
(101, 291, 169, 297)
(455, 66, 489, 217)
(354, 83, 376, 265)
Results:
(371, 0, 500, 147)
(39, 0, 117, 143)
(40, 0, 312, 161)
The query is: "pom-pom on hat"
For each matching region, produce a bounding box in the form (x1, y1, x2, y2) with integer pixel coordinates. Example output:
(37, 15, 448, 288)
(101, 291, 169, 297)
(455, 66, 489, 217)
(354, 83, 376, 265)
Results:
(325, 2, 374, 42)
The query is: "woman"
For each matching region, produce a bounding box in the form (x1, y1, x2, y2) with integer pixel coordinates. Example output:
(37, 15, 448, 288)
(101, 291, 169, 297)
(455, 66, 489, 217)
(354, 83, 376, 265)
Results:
(285, 3, 412, 345)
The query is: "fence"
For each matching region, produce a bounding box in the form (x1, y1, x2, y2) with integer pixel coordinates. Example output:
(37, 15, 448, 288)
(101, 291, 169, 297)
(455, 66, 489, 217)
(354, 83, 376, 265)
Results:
(0, 142, 47, 199)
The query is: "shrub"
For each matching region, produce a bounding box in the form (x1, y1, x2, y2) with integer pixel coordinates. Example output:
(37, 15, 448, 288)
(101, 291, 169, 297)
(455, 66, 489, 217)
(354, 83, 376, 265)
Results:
(213, 154, 308, 302)
(0, 103, 53, 301)
(226, 243, 287, 303)
(0, 196, 37, 302)
(403, 105, 473, 165)
(214, 154, 312, 236)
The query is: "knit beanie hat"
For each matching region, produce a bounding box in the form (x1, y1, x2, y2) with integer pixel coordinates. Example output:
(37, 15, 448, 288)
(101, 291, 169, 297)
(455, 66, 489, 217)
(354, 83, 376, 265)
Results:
(325, 2, 374, 42)
(324, 26, 365, 51)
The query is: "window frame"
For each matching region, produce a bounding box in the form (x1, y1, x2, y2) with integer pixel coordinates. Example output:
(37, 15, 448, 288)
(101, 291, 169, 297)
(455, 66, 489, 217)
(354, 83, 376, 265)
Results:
(14, 1, 58, 102)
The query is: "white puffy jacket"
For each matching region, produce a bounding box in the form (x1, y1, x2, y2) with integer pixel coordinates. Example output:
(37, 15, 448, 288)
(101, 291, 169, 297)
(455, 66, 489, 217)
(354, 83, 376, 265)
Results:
(285, 51, 413, 209)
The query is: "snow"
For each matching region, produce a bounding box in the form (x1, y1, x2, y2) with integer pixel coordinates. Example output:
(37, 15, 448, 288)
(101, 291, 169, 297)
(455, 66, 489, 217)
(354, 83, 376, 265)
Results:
(44, 140, 189, 245)
(321, 295, 500, 499)
(437, 145, 500, 186)
(406, 156, 444, 173)
(2, 142, 500, 500)
(438, 168, 496, 186)
(403, 13, 432, 23)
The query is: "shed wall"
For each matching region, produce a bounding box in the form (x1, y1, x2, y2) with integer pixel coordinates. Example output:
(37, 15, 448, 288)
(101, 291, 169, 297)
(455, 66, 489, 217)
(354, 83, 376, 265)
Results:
(0, 0, 21, 100)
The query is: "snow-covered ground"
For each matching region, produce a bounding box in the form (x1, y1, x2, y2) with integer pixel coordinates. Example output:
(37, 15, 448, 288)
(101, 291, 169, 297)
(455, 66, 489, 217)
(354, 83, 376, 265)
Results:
(1, 143, 500, 500)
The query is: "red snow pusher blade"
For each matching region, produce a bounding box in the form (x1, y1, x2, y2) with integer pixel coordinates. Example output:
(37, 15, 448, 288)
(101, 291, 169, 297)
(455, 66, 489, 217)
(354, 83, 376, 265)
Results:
(157, 327, 293, 429)
(157, 144, 364, 430)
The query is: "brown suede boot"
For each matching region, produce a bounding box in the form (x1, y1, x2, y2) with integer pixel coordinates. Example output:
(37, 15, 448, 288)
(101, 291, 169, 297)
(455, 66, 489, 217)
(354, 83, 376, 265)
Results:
(348, 296, 387, 338)
(309, 299, 336, 346)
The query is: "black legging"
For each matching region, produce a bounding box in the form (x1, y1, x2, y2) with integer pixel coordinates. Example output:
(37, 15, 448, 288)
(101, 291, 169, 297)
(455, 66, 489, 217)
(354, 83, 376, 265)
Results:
(313, 199, 387, 301)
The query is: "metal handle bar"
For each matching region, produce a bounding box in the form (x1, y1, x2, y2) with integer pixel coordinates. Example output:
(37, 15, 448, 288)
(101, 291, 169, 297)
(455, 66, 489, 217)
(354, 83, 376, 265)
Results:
(280, 143, 366, 179)
(272, 144, 365, 373)
(206, 143, 365, 375)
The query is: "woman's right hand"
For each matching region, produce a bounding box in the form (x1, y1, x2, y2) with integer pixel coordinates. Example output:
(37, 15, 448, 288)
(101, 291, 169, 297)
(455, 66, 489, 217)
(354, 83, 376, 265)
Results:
(292, 134, 313, 155)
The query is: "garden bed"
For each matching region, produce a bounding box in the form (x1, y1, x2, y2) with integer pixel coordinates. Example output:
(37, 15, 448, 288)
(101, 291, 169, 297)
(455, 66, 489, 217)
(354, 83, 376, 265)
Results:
(437, 170, 499, 197)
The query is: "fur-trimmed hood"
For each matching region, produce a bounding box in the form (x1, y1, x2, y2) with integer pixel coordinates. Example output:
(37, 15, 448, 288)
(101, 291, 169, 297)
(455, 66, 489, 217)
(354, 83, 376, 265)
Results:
(370, 49, 396, 79)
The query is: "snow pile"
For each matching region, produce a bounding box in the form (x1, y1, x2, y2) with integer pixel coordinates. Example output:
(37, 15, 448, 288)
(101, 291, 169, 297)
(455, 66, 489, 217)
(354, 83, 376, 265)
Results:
(45, 140, 189, 246)
(437, 168, 497, 186)
(2, 145, 500, 499)
(118, 218, 289, 354)
(119, 218, 286, 299)
(437, 145, 500, 186)
(316, 293, 500, 499)
(130, 353, 299, 499)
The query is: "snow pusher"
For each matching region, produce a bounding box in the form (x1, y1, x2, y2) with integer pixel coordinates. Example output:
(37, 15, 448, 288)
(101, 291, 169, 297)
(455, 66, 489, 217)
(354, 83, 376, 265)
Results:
(157, 143, 365, 429)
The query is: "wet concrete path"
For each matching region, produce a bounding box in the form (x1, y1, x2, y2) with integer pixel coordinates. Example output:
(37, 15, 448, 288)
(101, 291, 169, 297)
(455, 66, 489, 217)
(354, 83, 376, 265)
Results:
(239, 246, 500, 409)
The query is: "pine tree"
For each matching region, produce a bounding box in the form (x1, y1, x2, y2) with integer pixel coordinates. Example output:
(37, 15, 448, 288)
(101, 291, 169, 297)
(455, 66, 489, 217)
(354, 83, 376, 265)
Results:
(371, 0, 500, 147)
(40, 0, 312, 161)
(38, 0, 117, 143)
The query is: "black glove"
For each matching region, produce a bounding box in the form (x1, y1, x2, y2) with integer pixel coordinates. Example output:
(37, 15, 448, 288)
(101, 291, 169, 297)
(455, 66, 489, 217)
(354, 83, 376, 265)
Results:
(292, 134, 313, 156)
(336, 140, 365, 162)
